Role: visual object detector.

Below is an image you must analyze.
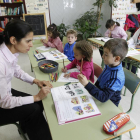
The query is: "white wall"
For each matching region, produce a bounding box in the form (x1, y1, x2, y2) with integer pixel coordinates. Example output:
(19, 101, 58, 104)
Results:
(49, 0, 111, 35)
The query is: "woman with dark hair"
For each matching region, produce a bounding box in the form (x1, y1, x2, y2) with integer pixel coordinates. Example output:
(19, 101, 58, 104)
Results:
(0, 19, 52, 140)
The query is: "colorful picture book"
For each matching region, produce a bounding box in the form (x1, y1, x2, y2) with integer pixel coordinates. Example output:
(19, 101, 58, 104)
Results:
(42, 50, 67, 61)
(34, 53, 46, 61)
(51, 83, 101, 125)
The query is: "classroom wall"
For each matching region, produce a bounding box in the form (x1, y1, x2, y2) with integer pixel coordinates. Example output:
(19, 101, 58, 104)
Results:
(49, 0, 111, 36)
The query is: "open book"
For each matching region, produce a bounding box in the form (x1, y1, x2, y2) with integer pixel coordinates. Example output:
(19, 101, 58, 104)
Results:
(51, 83, 101, 125)
(95, 37, 112, 42)
(126, 47, 140, 57)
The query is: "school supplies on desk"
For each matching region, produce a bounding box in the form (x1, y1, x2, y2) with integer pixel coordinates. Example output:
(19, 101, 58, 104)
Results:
(57, 68, 79, 82)
(103, 113, 130, 135)
(51, 83, 101, 125)
(42, 50, 67, 61)
(49, 72, 58, 82)
(126, 47, 140, 57)
(95, 37, 112, 42)
(38, 60, 59, 73)
(34, 50, 46, 61)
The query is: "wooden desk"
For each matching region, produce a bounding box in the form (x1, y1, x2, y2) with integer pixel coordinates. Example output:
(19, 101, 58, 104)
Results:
(88, 38, 140, 69)
(33, 62, 136, 140)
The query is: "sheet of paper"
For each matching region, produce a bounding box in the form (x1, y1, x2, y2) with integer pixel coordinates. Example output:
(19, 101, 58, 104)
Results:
(58, 68, 79, 82)
(36, 46, 51, 51)
(126, 47, 140, 57)
(95, 37, 112, 42)
(42, 50, 67, 61)
(51, 83, 101, 125)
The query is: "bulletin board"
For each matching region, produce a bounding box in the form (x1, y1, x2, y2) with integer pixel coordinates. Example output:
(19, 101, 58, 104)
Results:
(24, 0, 50, 27)
(23, 13, 48, 40)
(112, 0, 137, 27)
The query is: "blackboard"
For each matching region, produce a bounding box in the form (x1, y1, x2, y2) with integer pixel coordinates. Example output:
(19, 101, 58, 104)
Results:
(23, 13, 47, 39)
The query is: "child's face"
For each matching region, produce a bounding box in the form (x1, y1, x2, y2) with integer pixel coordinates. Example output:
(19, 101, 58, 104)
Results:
(73, 47, 85, 61)
(47, 31, 52, 38)
(102, 48, 119, 67)
(109, 24, 115, 31)
(67, 34, 77, 45)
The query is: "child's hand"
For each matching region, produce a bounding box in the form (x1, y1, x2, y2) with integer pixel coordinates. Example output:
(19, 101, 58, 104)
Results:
(42, 39, 48, 44)
(61, 67, 67, 73)
(108, 31, 111, 38)
(77, 74, 88, 86)
(64, 73, 70, 78)
(40, 39, 43, 43)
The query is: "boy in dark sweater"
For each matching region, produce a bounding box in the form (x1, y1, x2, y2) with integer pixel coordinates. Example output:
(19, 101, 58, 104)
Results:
(64, 29, 77, 61)
(78, 38, 128, 106)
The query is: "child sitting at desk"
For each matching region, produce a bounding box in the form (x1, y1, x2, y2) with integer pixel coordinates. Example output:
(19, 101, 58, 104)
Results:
(64, 29, 77, 61)
(99, 19, 127, 57)
(122, 28, 140, 74)
(78, 38, 128, 106)
(41, 23, 63, 52)
(62, 40, 94, 83)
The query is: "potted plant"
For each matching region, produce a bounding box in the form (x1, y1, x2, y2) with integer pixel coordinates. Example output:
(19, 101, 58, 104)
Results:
(57, 23, 70, 41)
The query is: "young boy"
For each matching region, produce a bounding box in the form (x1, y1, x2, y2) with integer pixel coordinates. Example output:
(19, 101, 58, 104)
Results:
(78, 38, 128, 106)
(64, 29, 77, 61)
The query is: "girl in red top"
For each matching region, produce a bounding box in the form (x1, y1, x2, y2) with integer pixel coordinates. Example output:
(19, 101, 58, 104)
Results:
(41, 23, 63, 52)
(62, 40, 94, 83)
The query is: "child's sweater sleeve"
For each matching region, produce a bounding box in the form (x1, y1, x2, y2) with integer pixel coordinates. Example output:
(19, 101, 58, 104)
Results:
(104, 30, 109, 37)
(85, 82, 116, 103)
(66, 59, 77, 70)
(68, 62, 92, 80)
(119, 28, 128, 40)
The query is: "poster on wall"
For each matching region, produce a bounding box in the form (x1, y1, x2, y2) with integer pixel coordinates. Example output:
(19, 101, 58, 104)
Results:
(112, 0, 137, 27)
(25, 0, 50, 26)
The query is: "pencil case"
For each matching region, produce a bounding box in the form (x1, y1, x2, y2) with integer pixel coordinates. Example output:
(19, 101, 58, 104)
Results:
(103, 112, 130, 135)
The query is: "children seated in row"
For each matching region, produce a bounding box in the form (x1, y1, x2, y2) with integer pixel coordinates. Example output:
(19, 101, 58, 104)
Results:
(41, 23, 63, 52)
(78, 38, 128, 106)
(64, 29, 77, 61)
(62, 40, 94, 83)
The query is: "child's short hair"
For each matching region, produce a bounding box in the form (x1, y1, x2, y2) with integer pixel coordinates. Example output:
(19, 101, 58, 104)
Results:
(74, 40, 93, 61)
(47, 23, 59, 39)
(66, 29, 77, 37)
(105, 19, 120, 29)
(104, 38, 128, 61)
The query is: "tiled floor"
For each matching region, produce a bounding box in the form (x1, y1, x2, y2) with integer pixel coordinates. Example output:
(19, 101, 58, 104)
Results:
(0, 49, 140, 140)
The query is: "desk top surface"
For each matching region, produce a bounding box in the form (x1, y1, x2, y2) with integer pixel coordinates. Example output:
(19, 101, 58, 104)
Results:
(88, 38, 140, 62)
(28, 41, 68, 68)
(33, 62, 136, 140)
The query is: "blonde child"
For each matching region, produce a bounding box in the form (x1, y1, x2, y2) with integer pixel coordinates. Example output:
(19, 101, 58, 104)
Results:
(64, 29, 77, 61)
(62, 40, 94, 83)
(41, 23, 63, 52)
(78, 38, 128, 106)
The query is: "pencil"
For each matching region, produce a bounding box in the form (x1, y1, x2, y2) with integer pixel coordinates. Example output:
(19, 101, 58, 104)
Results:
(64, 82, 71, 85)
(80, 58, 83, 73)
(49, 74, 51, 82)
(63, 59, 65, 68)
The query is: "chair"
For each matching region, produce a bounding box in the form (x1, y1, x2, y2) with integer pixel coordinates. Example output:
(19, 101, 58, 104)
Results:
(117, 68, 140, 140)
(1, 122, 27, 140)
(93, 63, 103, 78)
(62, 36, 68, 48)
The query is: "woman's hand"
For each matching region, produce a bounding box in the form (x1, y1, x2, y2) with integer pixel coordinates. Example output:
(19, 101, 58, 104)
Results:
(77, 74, 89, 86)
(34, 86, 51, 102)
(64, 73, 70, 78)
(33, 79, 53, 88)
(61, 67, 67, 73)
